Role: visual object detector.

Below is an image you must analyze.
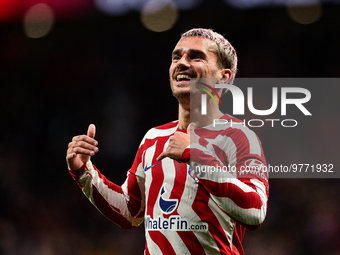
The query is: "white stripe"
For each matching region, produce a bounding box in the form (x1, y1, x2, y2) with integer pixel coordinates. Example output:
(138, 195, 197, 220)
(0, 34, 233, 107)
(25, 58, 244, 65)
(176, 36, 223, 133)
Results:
(251, 179, 267, 199)
(203, 134, 238, 170)
(161, 139, 176, 196)
(140, 122, 178, 147)
(222, 136, 237, 168)
(123, 173, 145, 218)
(251, 178, 268, 214)
(134, 161, 145, 180)
(178, 172, 221, 254)
(147, 149, 191, 254)
(233, 126, 261, 156)
(161, 231, 191, 255)
(208, 197, 235, 252)
(209, 178, 267, 226)
(144, 165, 153, 217)
(150, 139, 175, 218)
(81, 161, 142, 226)
(142, 140, 159, 216)
(210, 195, 266, 226)
(203, 122, 261, 156)
(144, 141, 158, 169)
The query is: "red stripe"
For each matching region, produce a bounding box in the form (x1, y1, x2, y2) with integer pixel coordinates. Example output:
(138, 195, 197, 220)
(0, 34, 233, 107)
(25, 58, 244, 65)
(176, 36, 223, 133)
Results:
(146, 137, 167, 218)
(153, 121, 179, 130)
(190, 148, 225, 166)
(145, 243, 150, 255)
(192, 186, 232, 254)
(177, 231, 206, 254)
(91, 185, 134, 229)
(199, 179, 263, 210)
(127, 172, 143, 217)
(130, 145, 144, 175)
(149, 231, 177, 255)
(212, 144, 230, 166)
(146, 171, 163, 218)
(169, 161, 187, 215)
(195, 124, 251, 162)
(232, 222, 245, 255)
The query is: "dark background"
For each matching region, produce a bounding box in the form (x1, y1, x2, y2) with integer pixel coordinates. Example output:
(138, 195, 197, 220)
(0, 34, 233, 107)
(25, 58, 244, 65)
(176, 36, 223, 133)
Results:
(0, 0, 339, 254)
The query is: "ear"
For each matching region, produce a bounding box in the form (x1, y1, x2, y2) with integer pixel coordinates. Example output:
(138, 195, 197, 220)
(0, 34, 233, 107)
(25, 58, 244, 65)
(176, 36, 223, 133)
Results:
(221, 68, 232, 80)
(219, 69, 232, 96)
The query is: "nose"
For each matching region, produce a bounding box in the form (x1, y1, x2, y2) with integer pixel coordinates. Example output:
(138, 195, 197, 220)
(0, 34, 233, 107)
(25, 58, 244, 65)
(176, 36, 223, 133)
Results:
(176, 54, 190, 71)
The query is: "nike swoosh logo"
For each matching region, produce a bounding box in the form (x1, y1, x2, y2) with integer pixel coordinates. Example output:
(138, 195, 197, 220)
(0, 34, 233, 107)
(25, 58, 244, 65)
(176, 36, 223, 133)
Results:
(144, 162, 160, 172)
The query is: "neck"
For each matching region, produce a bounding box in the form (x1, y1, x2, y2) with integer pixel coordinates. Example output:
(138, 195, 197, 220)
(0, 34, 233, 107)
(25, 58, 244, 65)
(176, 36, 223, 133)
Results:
(178, 100, 224, 130)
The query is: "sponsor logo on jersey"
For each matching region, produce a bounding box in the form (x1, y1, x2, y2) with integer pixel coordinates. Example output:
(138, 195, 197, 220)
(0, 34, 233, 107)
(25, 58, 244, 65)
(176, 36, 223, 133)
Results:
(159, 186, 178, 214)
(144, 162, 160, 172)
(244, 159, 265, 169)
(239, 159, 267, 179)
(145, 177, 208, 232)
(188, 166, 198, 182)
(144, 216, 208, 232)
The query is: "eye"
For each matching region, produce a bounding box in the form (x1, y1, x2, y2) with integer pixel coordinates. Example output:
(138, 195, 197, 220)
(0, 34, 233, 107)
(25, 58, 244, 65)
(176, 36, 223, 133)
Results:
(191, 54, 202, 60)
(172, 55, 181, 61)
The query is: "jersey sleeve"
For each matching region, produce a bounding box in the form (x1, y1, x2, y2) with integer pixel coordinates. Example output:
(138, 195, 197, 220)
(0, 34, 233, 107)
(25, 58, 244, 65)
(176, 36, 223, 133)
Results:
(187, 126, 269, 230)
(69, 155, 145, 229)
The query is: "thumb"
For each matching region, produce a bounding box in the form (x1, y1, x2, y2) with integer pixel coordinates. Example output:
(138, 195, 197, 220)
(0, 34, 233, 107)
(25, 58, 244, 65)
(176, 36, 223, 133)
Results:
(87, 124, 96, 139)
(188, 122, 196, 135)
(188, 123, 198, 143)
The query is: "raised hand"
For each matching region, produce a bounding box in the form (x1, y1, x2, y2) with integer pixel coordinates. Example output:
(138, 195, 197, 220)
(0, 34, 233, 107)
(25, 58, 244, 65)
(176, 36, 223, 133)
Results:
(157, 123, 197, 162)
(66, 124, 99, 170)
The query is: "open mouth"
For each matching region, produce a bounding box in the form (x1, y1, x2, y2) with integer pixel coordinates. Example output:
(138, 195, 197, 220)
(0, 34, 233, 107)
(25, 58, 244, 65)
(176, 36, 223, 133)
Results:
(176, 74, 191, 82)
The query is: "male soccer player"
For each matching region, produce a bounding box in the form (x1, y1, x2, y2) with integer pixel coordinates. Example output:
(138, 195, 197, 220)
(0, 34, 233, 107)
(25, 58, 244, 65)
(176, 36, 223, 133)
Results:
(66, 28, 268, 255)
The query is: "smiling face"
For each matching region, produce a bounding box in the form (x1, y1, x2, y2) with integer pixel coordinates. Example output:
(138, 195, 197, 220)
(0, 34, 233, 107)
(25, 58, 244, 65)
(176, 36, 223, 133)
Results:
(169, 36, 229, 102)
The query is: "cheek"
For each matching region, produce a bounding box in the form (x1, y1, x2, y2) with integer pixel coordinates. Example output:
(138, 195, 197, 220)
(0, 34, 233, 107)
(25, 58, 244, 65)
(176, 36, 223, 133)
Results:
(169, 64, 175, 76)
(205, 64, 220, 77)
(197, 66, 209, 77)
(194, 63, 211, 74)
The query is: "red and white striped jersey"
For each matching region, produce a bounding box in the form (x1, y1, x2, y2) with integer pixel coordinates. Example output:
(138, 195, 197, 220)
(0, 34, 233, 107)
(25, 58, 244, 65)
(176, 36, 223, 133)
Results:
(70, 114, 269, 255)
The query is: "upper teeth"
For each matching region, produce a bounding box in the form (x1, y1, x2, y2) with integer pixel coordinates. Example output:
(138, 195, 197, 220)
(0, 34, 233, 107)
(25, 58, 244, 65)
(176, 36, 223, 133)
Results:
(176, 74, 191, 81)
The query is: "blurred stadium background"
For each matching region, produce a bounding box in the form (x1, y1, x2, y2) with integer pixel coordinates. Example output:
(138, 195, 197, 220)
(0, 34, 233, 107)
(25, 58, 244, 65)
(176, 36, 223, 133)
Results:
(0, 0, 339, 254)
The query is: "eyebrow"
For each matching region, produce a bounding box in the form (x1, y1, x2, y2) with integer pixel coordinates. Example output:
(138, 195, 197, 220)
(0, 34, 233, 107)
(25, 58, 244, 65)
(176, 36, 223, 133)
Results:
(172, 48, 206, 56)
